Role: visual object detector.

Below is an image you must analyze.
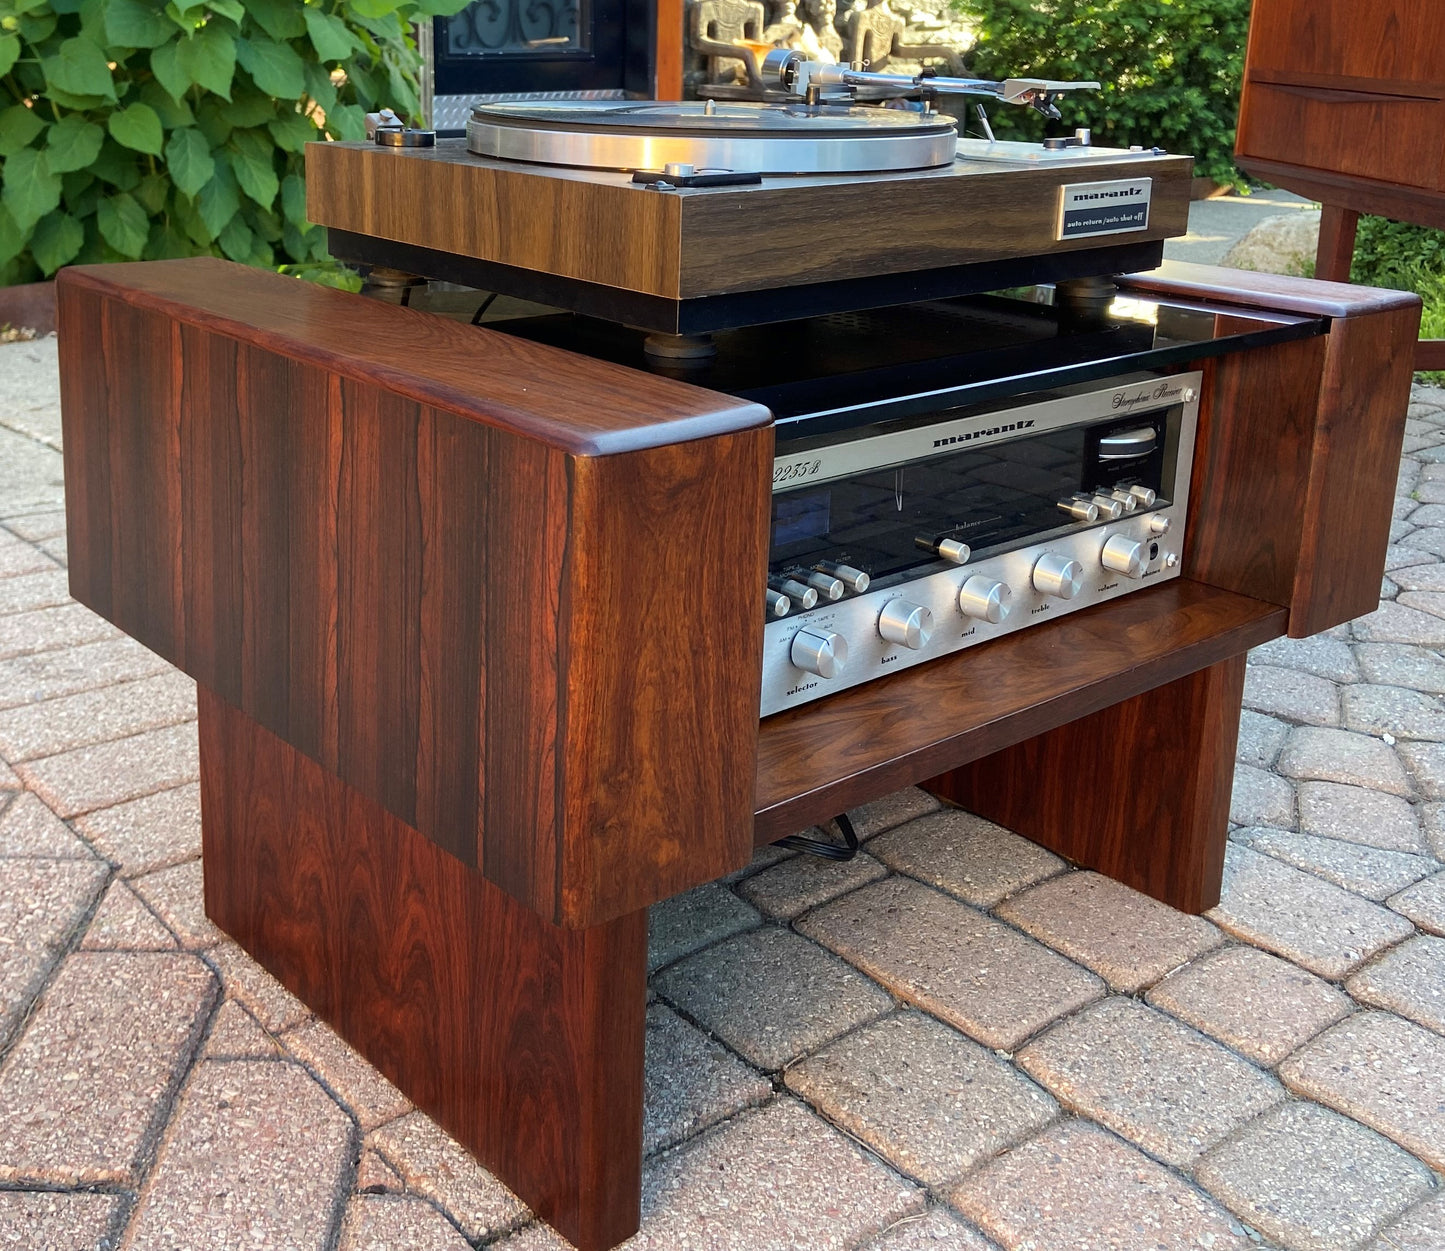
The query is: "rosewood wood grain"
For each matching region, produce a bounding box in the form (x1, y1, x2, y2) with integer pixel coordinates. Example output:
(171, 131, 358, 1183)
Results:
(1232, 159, 1445, 235)
(926, 655, 1245, 915)
(654, 0, 683, 97)
(198, 690, 646, 1251)
(304, 140, 1192, 301)
(752, 579, 1285, 842)
(58, 260, 772, 927)
(1119, 259, 1421, 320)
(1242, 0, 1445, 89)
(1316, 205, 1360, 284)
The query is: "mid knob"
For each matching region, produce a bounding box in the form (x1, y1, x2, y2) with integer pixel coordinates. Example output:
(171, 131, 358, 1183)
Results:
(879, 599, 933, 650)
(959, 575, 1013, 624)
(791, 628, 848, 679)
(1032, 552, 1083, 600)
(1101, 534, 1148, 579)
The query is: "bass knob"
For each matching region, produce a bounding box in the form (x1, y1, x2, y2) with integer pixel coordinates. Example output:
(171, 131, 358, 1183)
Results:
(878, 599, 933, 650)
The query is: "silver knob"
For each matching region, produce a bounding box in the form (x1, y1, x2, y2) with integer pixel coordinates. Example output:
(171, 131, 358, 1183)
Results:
(1101, 534, 1147, 579)
(769, 576, 817, 611)
(802, 570, 845, 602)
(663, 162, 695, 177)
(1033, 552, 1083, 600)
(1109, 489, 1140, 513)
(959, 575, 1013, 624)
(1089, 494, 1125, 521)
(814, 561, 870, 594)
(1147, 513, 1171, 537)
(766, 589, 791, 618)
(879, 599, 933, 649)
(914, 536, 971, 564)
(1058, 498, 1099, 523)
(1129, 485, 1157, 507)
(791, 628, 848, 678)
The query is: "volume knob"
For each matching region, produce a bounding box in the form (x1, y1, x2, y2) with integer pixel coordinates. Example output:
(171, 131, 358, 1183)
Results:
(1101, 534, 1147, 579)
(791, 628, 848, 679)
(959, 575, 1013, 624)
(1032, 552, 1083, 600)
(879, 599, 933, 649)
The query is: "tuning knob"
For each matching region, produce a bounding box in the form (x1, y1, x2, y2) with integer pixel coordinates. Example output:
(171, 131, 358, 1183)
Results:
(791, 628, 848, 678)
(1101, 534, 1147, 579)
(879, 599, 933, 649)
(1033, 552, 1083, 600)
(959, 575, 1012, 624)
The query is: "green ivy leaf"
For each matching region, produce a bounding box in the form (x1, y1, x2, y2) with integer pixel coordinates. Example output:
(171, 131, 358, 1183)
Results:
(175, 23, 235, 99)
(194, 95, 232, 146)
(245, 0, 306, 41)
(267, 107, 316, 153)
(104, 0, 177, 48)
(325, 102, 365, 141)
(45, 116, 106, 172)
(134, 171, 168, 215)
(44, 86, 113, 111)
(0, 33, 19, 76)
(18, 10, 57, 42)
(217, 211, 251, 260)
(227, 128, 278, 207)
(235, 33, 305, 99)
(0, 203, 24, 268)
(164, 125, 214, 197)
(196, 149, 239, 238)
(0, 104, 44, 157)
(281, 170, 311, 232)
(410, 0, 476, 14)
(219, 87, 274, 127)
(140, 78, 195, 127)
(108, 101, 164, 154)
(148, 40, 190, 100)
(302, 6, 354, 62)
(302, 60, 337, 110)
(30, 210, 84, 274)
(1, 147, 62, 231)
(62, 169, 100, 218)
(207, 0, 245, 24)
(89, 136, 143, 190)
(96, 190, 149, 258)
(43, 36, 117, 101)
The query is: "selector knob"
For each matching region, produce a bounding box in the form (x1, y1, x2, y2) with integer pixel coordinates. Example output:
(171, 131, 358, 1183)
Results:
(959, 575, 1013, 624)
(1101, 534, 1148, 579)
(1033, 552, 1084, 600)
(791, 628, 848, 679)
(879, 599, 934, 649)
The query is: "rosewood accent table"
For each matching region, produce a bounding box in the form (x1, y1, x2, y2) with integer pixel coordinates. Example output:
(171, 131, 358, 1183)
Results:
(57, 257, 1416, 1250)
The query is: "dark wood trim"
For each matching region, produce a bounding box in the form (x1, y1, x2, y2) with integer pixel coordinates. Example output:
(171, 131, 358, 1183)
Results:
(1235, 157, 1445, 234)
(1119, 258, 1421, 319)
(1315, 205, 1360, 284)
(1247, 67, 1445, 100)
(1418, 339, 1445, 371)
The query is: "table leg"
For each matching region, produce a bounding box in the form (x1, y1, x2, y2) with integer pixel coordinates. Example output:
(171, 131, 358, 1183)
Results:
(1315, 204, 1360, 283)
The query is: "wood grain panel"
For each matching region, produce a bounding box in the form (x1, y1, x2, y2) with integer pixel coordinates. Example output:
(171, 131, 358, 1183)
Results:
(1119, 258, 1422, 319)
(1232, 158, 1445, 235)
(198, 690, 646, 1251)
(1244, 0, 1445, 84)
(927, 654, 1245, 914)
(753, 579, 1285, 842)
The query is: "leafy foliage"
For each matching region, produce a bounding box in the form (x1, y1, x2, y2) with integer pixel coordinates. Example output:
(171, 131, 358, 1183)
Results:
(954, 0, 1252, 188)
(0, 0, 470, 283)
(1350, 217, 1445, 372)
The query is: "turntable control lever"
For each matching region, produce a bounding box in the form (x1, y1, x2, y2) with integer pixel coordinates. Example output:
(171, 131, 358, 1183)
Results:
(1033, 553, 1084, 600)
(1101, 535, 1147, 579)
(879, 599, 933, 650)
(959, 576, 1012, 624)
(791, 629, 848, 679)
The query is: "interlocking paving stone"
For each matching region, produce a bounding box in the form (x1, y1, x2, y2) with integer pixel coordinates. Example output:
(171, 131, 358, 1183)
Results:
(1384, 545, 1438, 574)
(0, 672, 196, 763)
(0, 528, 57, 578)
(1424, 805, 1445, 859)
(861, 1210, 997, 1251)
(1396, 740, 1445, 800)
(1390, 563, 1445, 591)
(1280, 1011, 1445, 1170)
(72, 782, 202, 877)
(337, 1194, 472, 1251)
(628, 1099, 924, 1251)
(203, 999, 283, 1060)
(1276, 727, 1414, 797)
(1243, 664, 1342, 725)
(0, 856, 108, 1045)
(718, 842, 793, 884)
(123, 1058, 353, 1251)
(643, 1003, 770, 1154)
(0, 338, 62, 447)
(1398, 589, 1445, 620)
(1364, 1192, 1445, 1251)
(283, 1018, 412, 1132)
(654, 925, 892, 1070)
(1145, 945, 1352, 1066)
(1382, 574, 1399, 600)
(1209, 845, 1415, 978)
(994, 872, 1223, 993)
(1248, 632, 1358, 681)
(1343, 684, 1445, 741)
(80, 879, 178, 951)
(206, 940, 311, 1033)
(1232, 829, 1438, 901)
(736, 849, 887, 919)
(131, 859, 220, 949)
(371, 1111, 528, 1241)
(1237, 710, 1291, 769)
(1353, 602, 1445, 646)
(2, 507, 66, 541)
(1194, 1100, 1435, 1251)
(0, 951, 215, 1185)
(1348, 936, 1445, 1035)
(0, 602, 117, 661)
(16, 721, 200, 817)
(0, 789, 93, 857)
(490, 1223, 571, 1251)
(848, 787, 942, 839)
(784, 1011, 1057, 1188)
(798, 876, 1103, 1051)
(867, 810, 1067, 908)
(1016, 997, 1283, 1167)
(357, 1145, 404, 1193)
(950, 1120, 1251, 1251)
(0, 1191, 122, 1251)
(647, 881, 760, 973)
(0, 635, 172, 711)
(0, 567, 69, 616)
(0, 757, 15, 789)
(1229, 763, 1297, 828)
(36, 535, 65, 566)
(1388, 872, 1445, 936)
(1296, 781, 1426, 853)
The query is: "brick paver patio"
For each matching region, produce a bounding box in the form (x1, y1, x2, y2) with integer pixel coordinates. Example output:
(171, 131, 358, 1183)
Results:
(1, 333, 1443, 1250)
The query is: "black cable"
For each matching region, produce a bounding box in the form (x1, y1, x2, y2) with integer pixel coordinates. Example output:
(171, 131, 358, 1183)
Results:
(773, 812, 859, 861)
(470, 292, 499, 325)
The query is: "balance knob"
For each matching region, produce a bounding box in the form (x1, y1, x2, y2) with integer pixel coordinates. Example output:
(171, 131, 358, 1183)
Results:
(879, 599, 933, 649)
(959, 575, 1012, 624)
(1033, 552, 1083, 600)
(1101, 534, 1147, 579)
(790, 629, 848, 679)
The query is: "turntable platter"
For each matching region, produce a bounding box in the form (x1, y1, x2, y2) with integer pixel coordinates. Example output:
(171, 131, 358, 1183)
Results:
(466, 100, 958, 174)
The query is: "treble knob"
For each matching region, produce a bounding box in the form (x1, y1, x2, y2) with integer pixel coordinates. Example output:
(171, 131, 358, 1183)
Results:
(1032, 552, 1083, 600)
(1101, 534, 1147, 579)
(959, 575, 1012, 624)
(878, 598, 933, 649)
(791, 628, 848, 678)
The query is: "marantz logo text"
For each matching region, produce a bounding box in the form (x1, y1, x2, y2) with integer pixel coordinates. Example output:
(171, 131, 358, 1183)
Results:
(933, 419, 1035, 449)
(1067, 186, 1145, 202)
